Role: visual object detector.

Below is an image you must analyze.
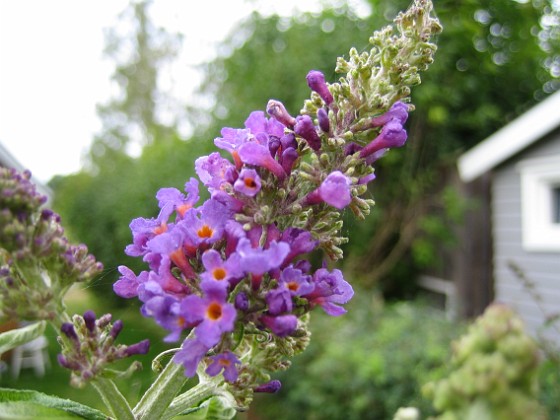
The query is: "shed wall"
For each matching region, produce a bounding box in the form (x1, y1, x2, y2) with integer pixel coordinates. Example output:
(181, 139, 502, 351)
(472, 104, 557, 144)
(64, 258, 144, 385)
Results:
(492, 129, 560, 343)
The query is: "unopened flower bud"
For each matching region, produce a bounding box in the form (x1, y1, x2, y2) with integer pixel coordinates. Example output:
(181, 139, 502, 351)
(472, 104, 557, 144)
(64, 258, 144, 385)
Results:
(317, 108, 330, 133)
(306, 70, 333, 105)
(255, 379, 282, 394)
(294, 115, 321, 151)
(61, 323, 78, 342)
(124, 339, 150, 356)
(110, 319, 124, 339)
(266, 99, 296, 127)
(235, 292, 249, 311)
(83, 310, 96, 333)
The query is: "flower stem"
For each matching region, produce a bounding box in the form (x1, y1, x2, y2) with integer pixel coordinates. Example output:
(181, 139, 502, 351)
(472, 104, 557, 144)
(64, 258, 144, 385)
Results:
(132, 355, 188, 419)
(162, 380, 218, 419)
(91, 377, 134, 420)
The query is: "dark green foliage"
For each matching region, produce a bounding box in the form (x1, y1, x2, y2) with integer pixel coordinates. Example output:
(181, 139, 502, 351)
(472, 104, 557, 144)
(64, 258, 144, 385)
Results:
(251, 297, 463, 420)
(538, 356, 560, 417)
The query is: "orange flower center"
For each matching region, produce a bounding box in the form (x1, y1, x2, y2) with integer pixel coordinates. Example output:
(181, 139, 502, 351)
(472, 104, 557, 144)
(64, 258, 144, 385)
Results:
(153, 223, 168, 235)
(244, 177, 257, 188)
(213, 267, 227, 281)
(287, 282, 299, 292)
(207, 302, 223, 321)
(197, 224, 213, 239)
(177, 204, 192, 217)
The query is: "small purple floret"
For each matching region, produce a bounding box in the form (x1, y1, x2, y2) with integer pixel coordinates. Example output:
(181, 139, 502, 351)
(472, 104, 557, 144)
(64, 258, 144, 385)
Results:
(234, 168, 262, 197)
(319, 171, 352, 209)
(205, 351, 241, 383)
(174, 339, 209, 378)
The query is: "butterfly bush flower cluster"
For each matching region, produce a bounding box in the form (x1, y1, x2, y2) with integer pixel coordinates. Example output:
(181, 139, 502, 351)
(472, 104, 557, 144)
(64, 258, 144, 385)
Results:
(116, 0, 441, 408)
(0, 167, 102, 322)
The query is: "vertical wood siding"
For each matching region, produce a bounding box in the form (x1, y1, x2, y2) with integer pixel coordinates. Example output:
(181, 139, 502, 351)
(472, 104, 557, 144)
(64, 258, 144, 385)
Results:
(492, 130, 560, 343)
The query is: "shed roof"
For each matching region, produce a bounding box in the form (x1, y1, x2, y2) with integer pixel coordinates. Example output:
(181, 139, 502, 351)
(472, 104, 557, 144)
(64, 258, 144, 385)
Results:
(457, 90, 560, 182)
(0, 140, 53, 201)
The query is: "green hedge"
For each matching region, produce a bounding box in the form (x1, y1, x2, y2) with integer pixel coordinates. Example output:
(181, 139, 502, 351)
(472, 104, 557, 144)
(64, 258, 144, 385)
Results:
(251, 296, 463, 419)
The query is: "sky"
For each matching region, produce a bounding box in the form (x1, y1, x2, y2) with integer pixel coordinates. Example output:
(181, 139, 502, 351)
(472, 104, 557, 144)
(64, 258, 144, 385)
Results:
(0, 0, 368, 184)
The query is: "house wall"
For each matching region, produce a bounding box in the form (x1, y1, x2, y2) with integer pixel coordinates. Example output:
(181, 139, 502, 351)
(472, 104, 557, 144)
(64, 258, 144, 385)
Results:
(492, 128, 560, 344)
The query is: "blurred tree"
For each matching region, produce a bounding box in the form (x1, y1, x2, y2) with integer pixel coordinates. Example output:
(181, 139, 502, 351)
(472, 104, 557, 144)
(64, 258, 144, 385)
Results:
(51, 0, 213, 303)
(90, 0, 182, 165)
(195, 0, 559, 296)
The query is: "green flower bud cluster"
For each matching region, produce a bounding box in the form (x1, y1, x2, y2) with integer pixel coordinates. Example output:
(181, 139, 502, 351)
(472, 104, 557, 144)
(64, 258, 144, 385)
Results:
(424, 304, 546, 420)
(0, 167, 102, 323)
(227, 315, 311, 409)
(57, 311, 149, 389)
(302, 0, 442, 143)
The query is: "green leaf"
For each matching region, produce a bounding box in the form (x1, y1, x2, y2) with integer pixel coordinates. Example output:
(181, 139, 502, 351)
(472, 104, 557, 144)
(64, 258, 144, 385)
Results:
(0, 388, 109, 419)
(0, 321, 46, 354)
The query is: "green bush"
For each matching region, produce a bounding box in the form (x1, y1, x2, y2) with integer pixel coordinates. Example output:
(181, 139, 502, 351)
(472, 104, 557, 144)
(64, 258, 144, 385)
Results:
(424, 304, 546, 420)
(251, 295, 463, 420)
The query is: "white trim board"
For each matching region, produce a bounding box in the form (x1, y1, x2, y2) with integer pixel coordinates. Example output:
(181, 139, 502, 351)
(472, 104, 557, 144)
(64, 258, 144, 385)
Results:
(458, 90, 560, 183)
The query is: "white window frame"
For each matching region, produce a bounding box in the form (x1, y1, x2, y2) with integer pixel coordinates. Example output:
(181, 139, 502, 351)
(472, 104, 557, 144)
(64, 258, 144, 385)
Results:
(518, 154, 560, 252)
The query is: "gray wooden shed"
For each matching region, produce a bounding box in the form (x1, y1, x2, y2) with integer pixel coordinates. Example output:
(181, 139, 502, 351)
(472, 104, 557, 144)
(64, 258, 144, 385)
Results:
(458, 90, 560, 343)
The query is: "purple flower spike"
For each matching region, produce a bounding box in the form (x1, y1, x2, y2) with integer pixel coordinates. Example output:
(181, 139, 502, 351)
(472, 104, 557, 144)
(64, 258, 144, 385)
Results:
(255, 379, 282, 394)
(266, 99, 296, 128)
(205, 351, 241, 383)
(234, 168, 262, 197)
(294, 115, 321, 151)
(306, 70, 333, 105)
